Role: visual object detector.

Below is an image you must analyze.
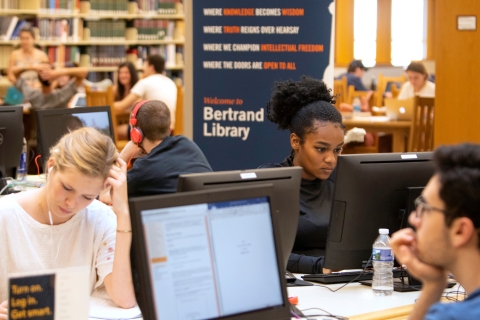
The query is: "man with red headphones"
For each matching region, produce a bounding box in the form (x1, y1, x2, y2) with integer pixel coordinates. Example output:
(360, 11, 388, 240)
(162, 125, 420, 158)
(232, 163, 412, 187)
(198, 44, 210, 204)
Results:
(114, 100, 212, 198)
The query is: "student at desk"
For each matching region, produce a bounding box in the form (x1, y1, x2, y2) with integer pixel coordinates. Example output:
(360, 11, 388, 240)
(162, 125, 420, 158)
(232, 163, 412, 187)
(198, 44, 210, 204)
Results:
(0, 128, 136, 318)
(391, 143, 480, 320)
(259, 76, 345, 274)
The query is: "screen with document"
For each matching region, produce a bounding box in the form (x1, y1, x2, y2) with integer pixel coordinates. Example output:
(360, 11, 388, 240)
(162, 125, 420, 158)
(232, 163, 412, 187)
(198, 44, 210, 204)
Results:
(140, 196, 283, 320)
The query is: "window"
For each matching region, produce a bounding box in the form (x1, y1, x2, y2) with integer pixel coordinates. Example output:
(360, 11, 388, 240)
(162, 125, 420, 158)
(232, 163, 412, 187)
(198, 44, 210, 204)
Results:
(353, 0, 377, 67)
(391, 0, 426, 66)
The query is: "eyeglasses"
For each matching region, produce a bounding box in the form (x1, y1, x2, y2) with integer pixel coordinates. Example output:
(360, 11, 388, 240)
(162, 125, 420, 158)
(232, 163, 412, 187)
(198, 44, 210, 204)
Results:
(414, 196, 447, 218)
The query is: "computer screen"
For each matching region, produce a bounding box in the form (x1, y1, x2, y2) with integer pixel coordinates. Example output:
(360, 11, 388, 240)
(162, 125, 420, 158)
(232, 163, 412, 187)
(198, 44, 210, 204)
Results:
(36, 106, 114, 167)
(324, 152, 434, 270)
(0, 106, 24, 179)
(129, 185, 290, 320)
(177, 167, 302, 271)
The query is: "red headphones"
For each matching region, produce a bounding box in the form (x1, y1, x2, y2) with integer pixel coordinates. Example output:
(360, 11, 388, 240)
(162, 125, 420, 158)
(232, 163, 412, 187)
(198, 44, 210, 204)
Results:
(130, 100, 150, 144)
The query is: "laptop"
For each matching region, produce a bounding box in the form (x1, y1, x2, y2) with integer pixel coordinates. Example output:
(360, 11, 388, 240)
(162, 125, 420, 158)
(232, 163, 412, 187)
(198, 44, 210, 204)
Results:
(384, 97, 414, 121)
(129, 184, 291, 320)
(71, 93, 86, 107)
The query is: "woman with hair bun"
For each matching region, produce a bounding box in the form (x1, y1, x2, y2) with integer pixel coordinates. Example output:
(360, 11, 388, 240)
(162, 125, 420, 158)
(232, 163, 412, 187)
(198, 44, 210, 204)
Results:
(260, 76, 345, 274)
(0, 127, 136, 316)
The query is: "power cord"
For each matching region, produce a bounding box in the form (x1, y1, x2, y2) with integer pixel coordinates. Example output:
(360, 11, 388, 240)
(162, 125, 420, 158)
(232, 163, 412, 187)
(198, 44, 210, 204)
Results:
(312, 254, 373, 293)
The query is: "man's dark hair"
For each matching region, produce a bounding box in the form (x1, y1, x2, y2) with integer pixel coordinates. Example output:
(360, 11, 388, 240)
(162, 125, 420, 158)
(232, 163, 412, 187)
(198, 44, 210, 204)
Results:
(135, 100, 171, 141)
(146, 55, 165, 74)
(266, 76, 345, 144)
(347, 60, 367, 73)
(434, 144, 480, 235)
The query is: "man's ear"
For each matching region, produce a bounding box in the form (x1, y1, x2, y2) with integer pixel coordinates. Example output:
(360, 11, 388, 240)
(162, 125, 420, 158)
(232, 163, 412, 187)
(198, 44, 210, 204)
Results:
(290, 133, 300, 151)
(450, 217, 477, 248)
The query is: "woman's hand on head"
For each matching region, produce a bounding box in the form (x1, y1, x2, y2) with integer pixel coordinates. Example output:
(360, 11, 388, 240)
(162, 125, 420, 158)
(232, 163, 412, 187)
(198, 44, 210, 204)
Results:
(105, 158, 129, 218)
(0, 300, 8, 319)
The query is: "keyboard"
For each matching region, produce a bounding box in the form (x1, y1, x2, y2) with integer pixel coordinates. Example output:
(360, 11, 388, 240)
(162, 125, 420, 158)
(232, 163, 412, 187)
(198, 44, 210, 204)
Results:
(301, 269, 407, 284)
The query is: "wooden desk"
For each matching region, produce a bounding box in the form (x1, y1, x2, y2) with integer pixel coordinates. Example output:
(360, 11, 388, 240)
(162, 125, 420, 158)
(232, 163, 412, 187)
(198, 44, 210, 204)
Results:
(343, 116, 412, 153)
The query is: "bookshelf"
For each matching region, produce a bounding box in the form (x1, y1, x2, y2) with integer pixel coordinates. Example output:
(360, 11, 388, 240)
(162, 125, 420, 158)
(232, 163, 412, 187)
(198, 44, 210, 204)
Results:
(0, 0, 185, 83)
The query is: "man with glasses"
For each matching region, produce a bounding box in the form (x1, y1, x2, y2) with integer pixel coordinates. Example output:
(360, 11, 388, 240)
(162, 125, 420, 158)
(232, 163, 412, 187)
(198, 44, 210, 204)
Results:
(391, 143, 480, 320)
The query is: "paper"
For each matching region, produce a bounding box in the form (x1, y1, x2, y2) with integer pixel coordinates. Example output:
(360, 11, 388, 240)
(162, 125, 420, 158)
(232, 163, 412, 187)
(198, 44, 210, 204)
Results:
(89, 294, 142, 320)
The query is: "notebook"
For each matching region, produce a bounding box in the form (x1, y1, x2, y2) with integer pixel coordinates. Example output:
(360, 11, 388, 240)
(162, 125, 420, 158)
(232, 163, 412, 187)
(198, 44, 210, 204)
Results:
(385, 97, 415, 121)
(129, 184, 291, 320)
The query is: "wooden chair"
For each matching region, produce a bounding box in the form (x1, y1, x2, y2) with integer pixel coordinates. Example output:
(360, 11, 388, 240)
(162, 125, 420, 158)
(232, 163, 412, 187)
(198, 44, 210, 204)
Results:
(333, 76, 348, 109)
(85, 86, 129, 151)
(375, 74, 406, 104)
(347, 85, 371, 105)
(173, 84, 184, 135)
(408, 96, 435, 152)
(391, 84, 400, 98)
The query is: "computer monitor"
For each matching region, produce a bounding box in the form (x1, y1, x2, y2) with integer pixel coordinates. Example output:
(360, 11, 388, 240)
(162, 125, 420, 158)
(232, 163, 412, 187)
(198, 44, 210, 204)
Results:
(324, 152, 434, 270)
(0, 106, 24, 179)
(36, 106, 114, 167)
(177, 167, 302, 271)
(129, 184, 290, 320)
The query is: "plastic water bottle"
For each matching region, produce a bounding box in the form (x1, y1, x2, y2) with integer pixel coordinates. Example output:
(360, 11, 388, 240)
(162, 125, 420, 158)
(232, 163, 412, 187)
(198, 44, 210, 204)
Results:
(372, 228, 394, 296)
(352, 97, 361, 114)
(15, 138, 27, 191)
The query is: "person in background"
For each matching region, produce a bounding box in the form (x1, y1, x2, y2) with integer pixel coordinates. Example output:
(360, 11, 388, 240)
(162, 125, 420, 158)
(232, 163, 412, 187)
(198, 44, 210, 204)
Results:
(114, 55, 177, 139)
(14, 62, 88, 110)
(397, 61, 435, 99)
(0, 128, 136, 318)
(7, 26, 49, 85)
(336, 59, 374, 110)
(259, 76, 345, 274)
(391, 143, 480, 320)
(102, 100, 211, 200)
(114, 61, 139, 102)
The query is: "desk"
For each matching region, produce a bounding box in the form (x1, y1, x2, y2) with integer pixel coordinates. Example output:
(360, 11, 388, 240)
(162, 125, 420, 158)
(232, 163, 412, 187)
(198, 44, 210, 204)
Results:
(288, 280, 461, 319)
(343, 117, 412, 153)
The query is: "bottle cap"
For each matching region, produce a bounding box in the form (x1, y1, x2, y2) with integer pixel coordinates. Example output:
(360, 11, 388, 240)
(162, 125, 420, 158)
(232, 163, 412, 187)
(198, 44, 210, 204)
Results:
(379, 228, 389, 235)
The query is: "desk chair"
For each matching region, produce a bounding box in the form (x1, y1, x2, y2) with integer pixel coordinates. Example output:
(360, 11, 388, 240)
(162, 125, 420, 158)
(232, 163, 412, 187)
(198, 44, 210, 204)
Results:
(173, 84, 184, 135)
(391, 83, 401, 98)
(375, 74, 406, 106)
(409, 96, 435, 152)
(347, 85, 371, 105)
(333, 76, 348, 109)
(85, 86, 129, 151)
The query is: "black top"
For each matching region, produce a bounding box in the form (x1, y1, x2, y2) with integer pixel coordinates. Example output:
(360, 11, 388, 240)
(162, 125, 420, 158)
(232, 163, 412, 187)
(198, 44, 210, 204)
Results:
(127, 136, 212, 197)
(259, 154, 335, 274)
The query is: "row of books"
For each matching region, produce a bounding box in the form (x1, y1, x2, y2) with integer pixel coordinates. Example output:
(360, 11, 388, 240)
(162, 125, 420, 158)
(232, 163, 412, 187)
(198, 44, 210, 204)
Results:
(0, 0, 182, 14)
(0, 45, 14, 69)
(136, 44, 181, 67)
(38, 18, 82, 42)
(0, 0, 19, 9)
(85, 21, 126, 41)
(134, 20, 174, 40)
(44, 45, 80, 67)
(89, 0, 129, 14)
(0, 17, 31, 41)
(137, 0, 180, 14)
(39, 0, 79, 13)
(86, 46, 127, 67)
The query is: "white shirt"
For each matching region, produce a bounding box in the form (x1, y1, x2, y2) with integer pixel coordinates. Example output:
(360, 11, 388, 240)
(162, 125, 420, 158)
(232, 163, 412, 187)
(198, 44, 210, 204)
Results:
(0, 195, 116, 302)
(397, 81, 435, 100)
(131, 74, 178, 129)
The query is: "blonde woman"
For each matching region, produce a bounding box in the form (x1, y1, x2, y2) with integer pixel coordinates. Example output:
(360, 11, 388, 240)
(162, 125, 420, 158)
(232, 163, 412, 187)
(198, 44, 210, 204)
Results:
(0, 127, 136, 319)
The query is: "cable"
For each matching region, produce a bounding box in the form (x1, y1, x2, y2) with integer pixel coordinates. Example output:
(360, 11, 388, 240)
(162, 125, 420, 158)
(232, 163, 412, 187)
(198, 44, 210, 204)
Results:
(312, 255, 373, 293)
(35, 154, 42, 176)
(298, 308, 348, 320)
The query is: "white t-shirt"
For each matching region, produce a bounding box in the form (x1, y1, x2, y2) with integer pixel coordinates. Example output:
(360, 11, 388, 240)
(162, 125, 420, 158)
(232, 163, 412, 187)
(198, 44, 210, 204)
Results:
(397, 81, 435, 100)
(0, 195, 116, 302)
(131, 74, 178, 129)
